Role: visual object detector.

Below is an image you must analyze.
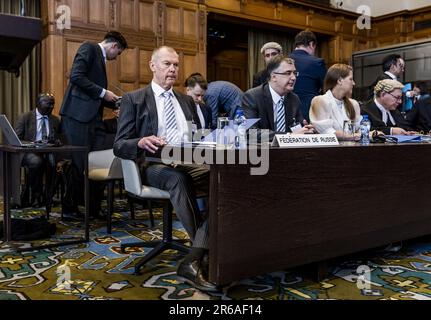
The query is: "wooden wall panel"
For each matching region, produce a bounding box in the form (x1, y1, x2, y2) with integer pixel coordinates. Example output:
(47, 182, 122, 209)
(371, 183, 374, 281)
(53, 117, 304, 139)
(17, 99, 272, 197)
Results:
(139, 49, 153, 83)
(183, 9, 197, 40)
(42, 0, 206, 115)
(183, 54, 198, 82)
(41, 0, 430, 114)
(58, 0, 86, 24)
(119, 0, 136, 30)
(139, 1, 154, 31)
(166, 6, 181, 37)
(65, 40, 82, 77)
(88, 0, 106, 26)
(118, 47, 138, 82)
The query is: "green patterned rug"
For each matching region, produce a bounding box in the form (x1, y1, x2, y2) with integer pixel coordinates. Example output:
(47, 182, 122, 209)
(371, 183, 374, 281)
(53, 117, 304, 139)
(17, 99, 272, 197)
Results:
(1, 199, 431, 300)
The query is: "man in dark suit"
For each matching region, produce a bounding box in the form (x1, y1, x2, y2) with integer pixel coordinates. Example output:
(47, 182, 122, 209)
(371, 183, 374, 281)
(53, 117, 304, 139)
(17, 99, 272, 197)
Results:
(184, 73, 213, 130)
(367, 54, 408, 102)
(289, 30, 326, 122)
(243, 55, 314, 141)
(406, 96, 431, 133)
(114, 46, 217, 292)
(60, 31, 127, 215)
(15, 93, 61, 207)
(361, 79, 416, 135)
(252, 42, 283, 88)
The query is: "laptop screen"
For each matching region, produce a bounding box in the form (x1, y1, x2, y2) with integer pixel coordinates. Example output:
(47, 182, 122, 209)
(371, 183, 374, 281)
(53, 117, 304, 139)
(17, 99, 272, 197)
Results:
(0, 114, 33, 147)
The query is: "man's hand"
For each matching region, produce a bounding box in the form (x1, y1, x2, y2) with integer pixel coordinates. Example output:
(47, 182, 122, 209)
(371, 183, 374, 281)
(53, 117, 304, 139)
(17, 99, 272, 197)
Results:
(391, 127, 407, 135)
(293, 124, 315, 135)
(104, 90, 120, 102)
(405, 130, 419, 136)
(138, 136, 166, 153)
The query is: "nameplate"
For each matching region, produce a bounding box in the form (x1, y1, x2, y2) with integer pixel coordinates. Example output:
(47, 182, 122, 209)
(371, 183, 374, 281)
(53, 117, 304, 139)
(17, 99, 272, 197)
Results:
(272, 134, 339, 147)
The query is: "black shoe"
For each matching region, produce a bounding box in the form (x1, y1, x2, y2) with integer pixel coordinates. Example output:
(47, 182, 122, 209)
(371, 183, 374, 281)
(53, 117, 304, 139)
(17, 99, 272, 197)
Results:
(177, 259, 219, 292)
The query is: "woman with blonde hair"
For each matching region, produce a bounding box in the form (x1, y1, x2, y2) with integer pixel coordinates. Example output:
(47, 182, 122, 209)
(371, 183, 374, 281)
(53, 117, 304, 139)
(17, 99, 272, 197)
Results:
(309, 63, 362, 139)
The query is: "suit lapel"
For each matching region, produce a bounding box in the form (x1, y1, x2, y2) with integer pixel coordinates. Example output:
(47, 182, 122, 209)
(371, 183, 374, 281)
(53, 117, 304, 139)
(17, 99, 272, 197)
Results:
(95, 43, 107, 79)
(144, 86, 159, 136)
(263, 84, 275, 130)
(48, 115, 56, 139)
(174, 91, 191, 121)
(284, 93, 292, 128)
(30, 111, 37, 141)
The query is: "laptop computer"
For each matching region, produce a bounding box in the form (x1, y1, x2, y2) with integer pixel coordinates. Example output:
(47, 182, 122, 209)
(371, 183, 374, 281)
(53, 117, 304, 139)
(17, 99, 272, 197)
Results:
(0, 114, 35, 147)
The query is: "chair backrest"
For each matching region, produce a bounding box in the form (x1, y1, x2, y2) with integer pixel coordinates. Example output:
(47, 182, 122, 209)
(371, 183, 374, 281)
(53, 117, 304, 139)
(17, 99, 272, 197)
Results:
(88, 148, 123, 180)
(120, 159, 142, 196)
(108, 157, 123, 179)
(89, 149, 115, 170)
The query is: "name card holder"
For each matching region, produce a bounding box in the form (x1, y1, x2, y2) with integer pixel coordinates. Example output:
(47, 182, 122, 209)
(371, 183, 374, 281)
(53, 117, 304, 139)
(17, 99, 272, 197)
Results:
(272, 134, 339, 147)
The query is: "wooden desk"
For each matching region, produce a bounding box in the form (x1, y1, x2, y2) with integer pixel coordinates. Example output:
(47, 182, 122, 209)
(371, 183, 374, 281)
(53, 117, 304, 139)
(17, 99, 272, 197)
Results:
(1, 144, 89, 250)
(207, 143, 431, 284)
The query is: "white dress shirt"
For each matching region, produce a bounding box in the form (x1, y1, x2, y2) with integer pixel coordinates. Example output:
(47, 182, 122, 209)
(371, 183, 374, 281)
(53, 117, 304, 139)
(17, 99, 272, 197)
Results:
(384, 71, 397, 80)
(151, 81, 190, 142)
(196, 104, 205, 129)
(35, 109, 49, 141)
(374, 99, 396, 134)
(98, 43, 107, 98)
(268, 84, 285, 125)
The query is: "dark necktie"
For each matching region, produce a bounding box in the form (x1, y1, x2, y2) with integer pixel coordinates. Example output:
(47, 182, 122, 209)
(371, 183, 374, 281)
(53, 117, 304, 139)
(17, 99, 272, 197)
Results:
(41, 116, 48, 141)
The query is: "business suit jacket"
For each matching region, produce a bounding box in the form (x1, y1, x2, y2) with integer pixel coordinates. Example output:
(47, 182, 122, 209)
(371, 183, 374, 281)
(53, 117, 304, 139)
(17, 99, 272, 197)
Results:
(252, 69, 269, 88)
(361, 100, 413, 135)
(15, 110, 61, 141)
(406, 96, 431, 132)
(289, 49, 326, 121)
(242, 83, 304, 140)
(113, 85, 200, 160)
(60, 42, 110, 123)
(199, 103, 213, 130)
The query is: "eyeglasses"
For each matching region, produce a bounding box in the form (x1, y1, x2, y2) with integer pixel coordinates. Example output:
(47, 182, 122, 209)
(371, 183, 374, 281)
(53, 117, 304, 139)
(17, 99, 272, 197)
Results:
(273, 70, 299, 77)
(386, 92, 403, 102)
(264, 52, 279, 58)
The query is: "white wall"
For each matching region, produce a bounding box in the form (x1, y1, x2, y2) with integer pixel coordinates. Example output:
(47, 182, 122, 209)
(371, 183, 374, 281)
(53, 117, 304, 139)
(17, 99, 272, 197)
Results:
(330, 0, 431, 17)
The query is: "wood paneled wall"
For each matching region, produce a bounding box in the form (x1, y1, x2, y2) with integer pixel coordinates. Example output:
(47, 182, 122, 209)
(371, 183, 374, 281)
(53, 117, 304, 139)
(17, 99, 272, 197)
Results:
(40, 0, 431, 115)
(41, 0, 207, 116)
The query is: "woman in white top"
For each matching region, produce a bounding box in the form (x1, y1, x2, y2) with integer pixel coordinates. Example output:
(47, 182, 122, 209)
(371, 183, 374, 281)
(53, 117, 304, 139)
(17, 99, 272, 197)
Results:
(309, 63, 362, 140)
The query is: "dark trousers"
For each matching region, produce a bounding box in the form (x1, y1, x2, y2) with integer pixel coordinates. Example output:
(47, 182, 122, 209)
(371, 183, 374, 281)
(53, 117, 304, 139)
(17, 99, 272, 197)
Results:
(61, 115, 106, 212)
(145, 163, 209, 249)
(21, 153, 56, 204)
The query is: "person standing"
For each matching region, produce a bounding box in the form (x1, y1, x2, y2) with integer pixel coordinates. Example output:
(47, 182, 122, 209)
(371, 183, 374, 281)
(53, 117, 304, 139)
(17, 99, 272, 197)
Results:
(60, 30, 128, 215)
(252, 42, 283, 88)
(289, 30, 326, 122)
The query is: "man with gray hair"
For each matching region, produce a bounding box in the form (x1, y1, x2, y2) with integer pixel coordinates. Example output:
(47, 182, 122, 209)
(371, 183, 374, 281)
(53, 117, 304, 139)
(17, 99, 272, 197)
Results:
(243, 55, 314, 141)
(361, 79, 415, 135)
(114, 46, 217, 292)
(252, 41, 283, 88)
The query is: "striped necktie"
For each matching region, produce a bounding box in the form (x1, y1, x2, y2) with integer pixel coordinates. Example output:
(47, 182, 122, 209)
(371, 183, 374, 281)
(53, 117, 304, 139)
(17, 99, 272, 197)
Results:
(162, 91, 178, 143)
(41, 116, 48, 141)
(276, 96, 286, 132)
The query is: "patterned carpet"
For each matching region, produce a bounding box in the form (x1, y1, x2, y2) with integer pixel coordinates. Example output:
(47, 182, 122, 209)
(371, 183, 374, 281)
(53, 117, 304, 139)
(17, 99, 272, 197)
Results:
(1, 199, 431, 300)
